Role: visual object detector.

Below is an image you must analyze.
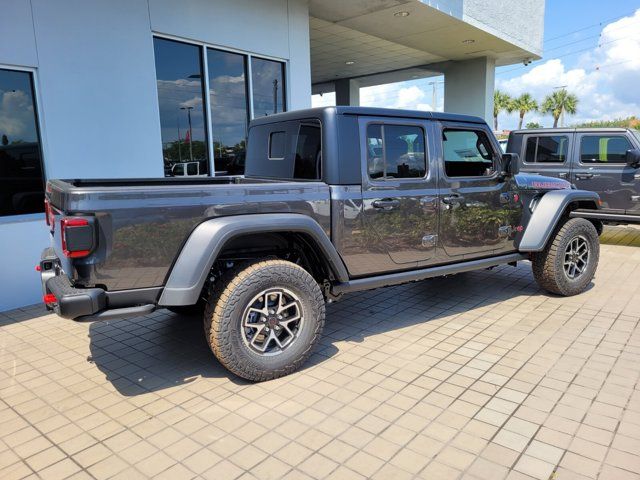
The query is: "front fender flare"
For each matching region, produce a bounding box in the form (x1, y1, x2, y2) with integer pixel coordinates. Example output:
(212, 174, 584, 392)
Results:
(519, 190, 600, 252)
(158, 214, 349, 306)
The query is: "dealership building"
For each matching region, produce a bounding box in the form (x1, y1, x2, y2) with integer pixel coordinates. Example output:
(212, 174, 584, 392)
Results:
(0, 0, 544, 310)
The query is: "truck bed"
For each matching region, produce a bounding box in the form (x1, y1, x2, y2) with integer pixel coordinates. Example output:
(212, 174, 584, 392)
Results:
(46, 177, 331, 291)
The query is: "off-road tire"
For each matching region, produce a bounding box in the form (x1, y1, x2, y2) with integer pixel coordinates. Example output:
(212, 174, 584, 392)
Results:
(532, 218, 599, 296)
(204, 259, 325, 381)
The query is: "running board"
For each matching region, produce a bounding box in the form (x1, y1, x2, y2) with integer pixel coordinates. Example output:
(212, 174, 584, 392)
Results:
(570, 209, 640, 224)
(330, 253, 527, 296)
(75, 304, 156, 322)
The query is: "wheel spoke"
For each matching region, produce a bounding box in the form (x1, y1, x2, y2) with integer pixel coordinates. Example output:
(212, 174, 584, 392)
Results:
(241, 288, 305, 356)
(278, 301, 297, 314)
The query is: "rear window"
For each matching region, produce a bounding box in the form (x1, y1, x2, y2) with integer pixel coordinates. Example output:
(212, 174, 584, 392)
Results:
(580, 135, 632, 164)
(246, 119, 322, 180)
(525, 136, 568, 163)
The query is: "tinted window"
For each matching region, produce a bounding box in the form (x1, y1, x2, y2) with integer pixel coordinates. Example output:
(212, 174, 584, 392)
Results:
(366, 124, 426, 180)
(525, 136, 568, 163)
(269, 131, 286, 159)
(580, 135, 632, 164)
(251, 58, 285, 117)
(187, 163, 198, 175)
(246, 120, 320, 180)
(207, 48, 248, 174)
(153, 38, 209, 177)
(294, 123, 321, 180)
(0, 69, 44, 217)
(443, 129, 496, 177)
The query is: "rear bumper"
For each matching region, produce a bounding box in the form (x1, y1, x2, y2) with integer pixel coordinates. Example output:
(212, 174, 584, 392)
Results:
(40, 248, 158, 321)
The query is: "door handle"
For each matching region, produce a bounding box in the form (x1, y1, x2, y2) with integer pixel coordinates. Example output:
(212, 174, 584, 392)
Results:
(575, 173, 594, 180)
(442, 194, 464, 205)
(372, 198, 400, 210)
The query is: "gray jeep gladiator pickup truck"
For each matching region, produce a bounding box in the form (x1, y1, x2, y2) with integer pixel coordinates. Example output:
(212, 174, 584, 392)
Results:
(508, 128, 640, 224)
(41, 107, 601, 381)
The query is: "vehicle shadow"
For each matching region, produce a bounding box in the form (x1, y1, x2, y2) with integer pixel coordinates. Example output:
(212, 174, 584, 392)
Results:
(86, 262, 572, 396)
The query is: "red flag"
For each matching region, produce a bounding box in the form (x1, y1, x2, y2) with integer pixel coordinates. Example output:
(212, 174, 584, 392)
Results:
(184, 129, 191, 144)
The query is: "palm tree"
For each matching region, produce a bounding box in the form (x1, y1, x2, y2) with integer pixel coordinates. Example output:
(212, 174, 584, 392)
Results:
(493, 90, 512, 131)
(510, 93, 538, 129)
(541, 89, 578, 128)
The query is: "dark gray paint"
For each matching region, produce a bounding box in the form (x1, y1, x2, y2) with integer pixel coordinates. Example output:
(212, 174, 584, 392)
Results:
(159, 213, 349, 305)
(43, 107, 602, 318)
(508, 128, 640, 221)
(47, 177, 331, 291)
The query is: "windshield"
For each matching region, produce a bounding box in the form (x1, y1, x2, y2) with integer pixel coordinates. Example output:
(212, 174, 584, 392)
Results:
(632, 129, 640, 145)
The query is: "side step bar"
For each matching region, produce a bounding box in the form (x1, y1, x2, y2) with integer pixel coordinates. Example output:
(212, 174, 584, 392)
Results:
(330, 253, 527, 296)
(570, 209, 640, 224)
(75, 304, 156, 322)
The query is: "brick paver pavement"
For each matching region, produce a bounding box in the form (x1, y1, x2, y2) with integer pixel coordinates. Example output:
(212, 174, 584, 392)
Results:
(1, 227, 639, 479)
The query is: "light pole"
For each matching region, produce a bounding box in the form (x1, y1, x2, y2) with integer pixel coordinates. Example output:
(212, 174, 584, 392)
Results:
(272, 79, 279, 114)
(428, 80, 444, 111)
(553, 85, 568, 127)
(176, 116, 182, 162)
(180, 106, 194, 162)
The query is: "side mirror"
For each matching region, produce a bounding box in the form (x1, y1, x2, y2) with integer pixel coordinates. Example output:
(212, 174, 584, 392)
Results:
(500, 153, 519, 178)
(626, 149, 640, 168)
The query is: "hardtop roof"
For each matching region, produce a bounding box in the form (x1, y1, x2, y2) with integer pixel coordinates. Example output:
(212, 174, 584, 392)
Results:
(249, 106, 486, 127)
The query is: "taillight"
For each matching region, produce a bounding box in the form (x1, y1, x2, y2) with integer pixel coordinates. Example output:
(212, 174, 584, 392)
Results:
(43, 293, 57, 305)
(45, 200, 56, 230)
(61, 217, 95, 258)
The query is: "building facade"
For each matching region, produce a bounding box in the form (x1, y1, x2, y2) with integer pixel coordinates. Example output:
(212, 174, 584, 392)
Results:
(0, 0, 543, 311)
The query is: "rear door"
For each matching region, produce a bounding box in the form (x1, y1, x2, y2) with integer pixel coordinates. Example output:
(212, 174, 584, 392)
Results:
(572, 132, 636, 213)
(518, 133, 573, 180)
(437, 122, 521, 258)
(358, 117, 439, 274)
(628, 130, 640, 216)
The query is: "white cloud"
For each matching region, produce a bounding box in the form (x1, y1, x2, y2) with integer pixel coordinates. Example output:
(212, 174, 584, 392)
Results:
(0, 89, 37, 142)
(497, 8, 640, 129)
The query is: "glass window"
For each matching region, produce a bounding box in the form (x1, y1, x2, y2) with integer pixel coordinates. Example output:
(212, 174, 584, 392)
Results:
(580, 135, 632, 164)
(366, 124, 426, 180)
(294, 122, 321, 180)
(269, 131, 286, 159)
(525, 136, 568, 163)
(207, 48, 248, 175)
(153, 38, 209, 177)
(0, 68, 44, 217)
(251, 57, 285, 117)
(442, 129, 496, 177)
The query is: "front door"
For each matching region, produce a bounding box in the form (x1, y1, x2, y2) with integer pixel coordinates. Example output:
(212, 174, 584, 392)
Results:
(437, 123, 521, 259)
(572, 133, 637, 213)
(358, 118, 439, 275)
(518, 133, 573, 180)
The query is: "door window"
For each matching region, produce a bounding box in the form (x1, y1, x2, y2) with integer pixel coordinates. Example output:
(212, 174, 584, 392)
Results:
(525, 136, 568, 163)
(366, 124, 426, 180)
(580, 135, 632, 164)
(442, 129, 497, 177)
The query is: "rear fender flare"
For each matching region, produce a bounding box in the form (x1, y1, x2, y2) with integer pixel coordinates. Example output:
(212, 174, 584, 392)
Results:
(159, 214, 348, 306)
(519, 190, 600, 252)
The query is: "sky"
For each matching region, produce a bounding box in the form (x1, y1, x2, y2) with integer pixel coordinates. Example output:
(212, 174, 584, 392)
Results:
(312, 1, 640, 130)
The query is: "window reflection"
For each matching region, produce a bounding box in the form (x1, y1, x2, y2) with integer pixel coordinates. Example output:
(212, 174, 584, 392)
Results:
(207, 48, 249, 175)
(153, 38, 209, 176)
(0, 68, 44, 216)
(251, 57, 285, 117)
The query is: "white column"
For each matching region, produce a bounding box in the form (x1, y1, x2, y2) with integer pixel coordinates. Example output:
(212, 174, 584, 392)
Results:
(334, 78, 360, 106)
(443, 57, 495, 125)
